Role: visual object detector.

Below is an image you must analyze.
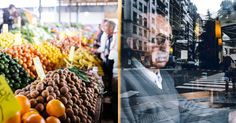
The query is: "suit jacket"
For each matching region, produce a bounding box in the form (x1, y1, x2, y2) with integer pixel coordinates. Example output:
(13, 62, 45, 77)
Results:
(3, 9, 13, 28)
(121, 58, 229, 123)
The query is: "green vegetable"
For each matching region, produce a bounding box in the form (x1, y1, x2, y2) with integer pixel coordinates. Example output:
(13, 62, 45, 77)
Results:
(68, 67, 90, 83)
(0, 52, 33, 91)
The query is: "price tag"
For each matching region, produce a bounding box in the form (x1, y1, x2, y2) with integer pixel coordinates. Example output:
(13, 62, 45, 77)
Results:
(33, 37, 40, 45)
(33, 57, 46, 80)
(0, 75, 21, 123)
(17, 17, 21, 28)
(2, 24, 8, 33)
(14, 33, 22, 45)
(69, 46, 75, 62)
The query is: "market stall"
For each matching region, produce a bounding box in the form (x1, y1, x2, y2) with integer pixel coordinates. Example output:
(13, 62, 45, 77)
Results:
(0, 21, 105, 123)
(0, 0, 118, 122)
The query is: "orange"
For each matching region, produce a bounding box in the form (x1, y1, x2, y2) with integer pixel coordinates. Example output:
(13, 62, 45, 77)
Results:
(15, 95, 31, 115)
(46, 116, 61, 123)
(24, 114, 45, 123)
(46, 99, 65, 117)
(4, 111, 21, 123)
(22, 109, 39, 122)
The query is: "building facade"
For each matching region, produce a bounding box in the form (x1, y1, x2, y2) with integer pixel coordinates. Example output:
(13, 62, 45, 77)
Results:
(122, 0, 198, 61)
(169, 0, 197, 60)
(122, 0, 170, 59)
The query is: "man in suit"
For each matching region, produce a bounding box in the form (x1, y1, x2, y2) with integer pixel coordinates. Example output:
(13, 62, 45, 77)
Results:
(121, 15, 236, 123)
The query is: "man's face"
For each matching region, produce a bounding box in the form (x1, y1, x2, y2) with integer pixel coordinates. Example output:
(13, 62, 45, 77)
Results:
(104, 22, 113, 35)
(151, 34, 170, 68)
(9, 7, 16, 14)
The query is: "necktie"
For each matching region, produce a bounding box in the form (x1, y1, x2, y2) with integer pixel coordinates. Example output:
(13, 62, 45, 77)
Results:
(156, 74, 162, 89)
(105, 36, 112, 56)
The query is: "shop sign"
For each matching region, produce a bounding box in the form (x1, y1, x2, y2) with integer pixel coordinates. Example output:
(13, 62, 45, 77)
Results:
(181, 50, 188, 59)
(176, 40, 188, 43)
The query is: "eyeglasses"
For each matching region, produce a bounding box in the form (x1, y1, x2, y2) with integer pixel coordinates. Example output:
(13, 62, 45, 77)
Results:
(156, 35, 171, 45)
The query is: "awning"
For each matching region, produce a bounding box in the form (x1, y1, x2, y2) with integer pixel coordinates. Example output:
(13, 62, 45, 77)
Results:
(222, 23, 236, 39)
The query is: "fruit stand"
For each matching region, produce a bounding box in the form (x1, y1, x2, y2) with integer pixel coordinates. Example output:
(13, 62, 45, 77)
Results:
(0, 23, 105, 123)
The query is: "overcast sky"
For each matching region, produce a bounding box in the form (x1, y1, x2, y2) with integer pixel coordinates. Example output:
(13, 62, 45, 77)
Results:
(191, 0, 224, 19)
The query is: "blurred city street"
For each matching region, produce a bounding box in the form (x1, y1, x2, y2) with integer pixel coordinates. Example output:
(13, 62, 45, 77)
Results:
(163, 68, 236, 108)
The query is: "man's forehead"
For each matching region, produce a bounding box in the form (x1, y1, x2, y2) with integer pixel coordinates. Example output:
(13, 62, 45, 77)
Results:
(156, 15, 172, 35)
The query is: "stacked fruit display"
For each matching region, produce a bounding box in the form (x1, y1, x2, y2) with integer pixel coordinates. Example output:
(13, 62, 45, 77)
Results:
(0, 33, 16, 48)
(5, 95, 63, 123)
(0, 32, 27, 48)
(4, 45, 54, 78)
(0, 53, 32, 90)
(15, 67, 101, 123)
(50, 36, 82, 54)
(34, 42, 66, 69)
(18, 25, 53, 44)
(65, 48, 103, 76)
(0, 25, 104, 122)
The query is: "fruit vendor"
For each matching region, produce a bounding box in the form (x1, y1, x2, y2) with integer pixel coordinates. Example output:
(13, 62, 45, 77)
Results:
(120, 15, 236, 123)
(1, 4, 18, 31)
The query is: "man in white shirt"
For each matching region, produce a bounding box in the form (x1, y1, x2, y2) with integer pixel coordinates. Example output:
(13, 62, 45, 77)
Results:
(96, 19, 108, 60)
(96, 20, 116, 95)
(121, 15, 236, 123)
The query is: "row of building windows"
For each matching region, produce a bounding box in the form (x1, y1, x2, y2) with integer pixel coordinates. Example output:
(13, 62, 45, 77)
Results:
(133, 11, 148, 27)
(133, 0, 148, 13)
(133, 25, 148, 38)
(132, 39, 148, 51)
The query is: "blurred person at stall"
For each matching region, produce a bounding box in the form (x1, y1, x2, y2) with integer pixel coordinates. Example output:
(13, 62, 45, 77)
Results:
(95, 20, 116, 96)
(1, 4, 18, 31)
(93, 19, 108, 59)
(121, 14, 236, 123)
(94, 19, 108, 48)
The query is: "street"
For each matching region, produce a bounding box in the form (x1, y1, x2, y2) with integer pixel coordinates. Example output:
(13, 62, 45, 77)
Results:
(165, 68, 236, 108)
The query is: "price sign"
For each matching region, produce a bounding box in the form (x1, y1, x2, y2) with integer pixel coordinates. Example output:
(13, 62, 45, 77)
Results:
(33, 57, 46, 80)
(69, 46, 75, 62)
(17, 17, 21, 28)
(0, 75, 21, 123)
(14, 33, 22, 45)
(2, 24, 8, 33)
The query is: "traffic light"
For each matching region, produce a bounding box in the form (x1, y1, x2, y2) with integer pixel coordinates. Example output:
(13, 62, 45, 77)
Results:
(199, 19, 222, 69)
(218, 38, 222, 46)
(215, 20, 222, 38)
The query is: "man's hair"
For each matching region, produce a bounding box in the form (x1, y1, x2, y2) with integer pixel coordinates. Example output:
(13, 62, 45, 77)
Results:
(107, 20, 116, 30)
(9, 4, 16, 9)
(102, 19, 108, 24)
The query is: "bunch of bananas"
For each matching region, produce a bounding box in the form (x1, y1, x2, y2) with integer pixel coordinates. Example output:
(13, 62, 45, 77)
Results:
(65, 48, 103, 76)
(34, 42, 66, 69)
(0, 32, 27, 48)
